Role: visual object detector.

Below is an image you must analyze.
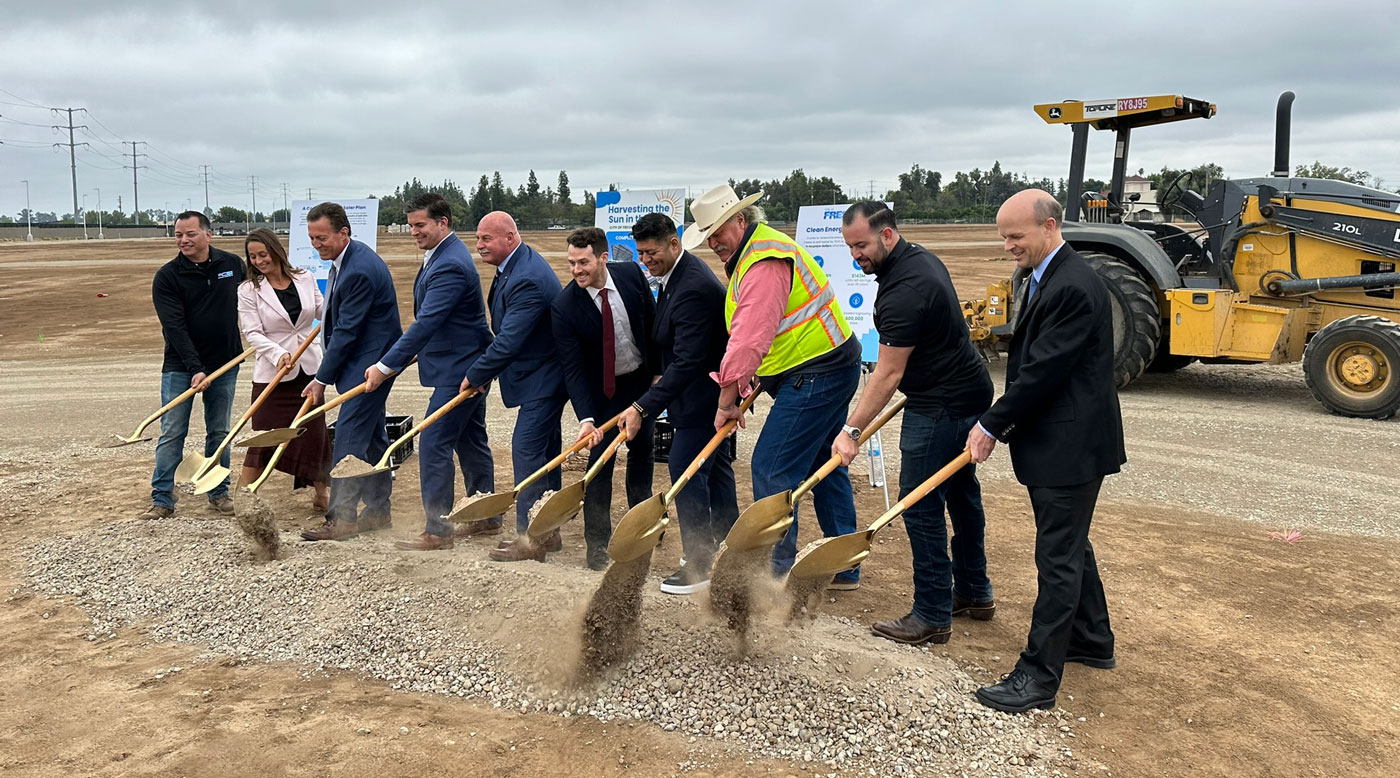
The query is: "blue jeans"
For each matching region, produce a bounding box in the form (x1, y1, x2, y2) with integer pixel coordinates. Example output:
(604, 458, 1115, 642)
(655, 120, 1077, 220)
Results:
(150, 368, 239, 508)
(508, 393, 566, 533)
(760, 364, 861, 583)
(670, 425, 738, 572)
(422, 386, 495, 537)
(899, 408, 993, 626)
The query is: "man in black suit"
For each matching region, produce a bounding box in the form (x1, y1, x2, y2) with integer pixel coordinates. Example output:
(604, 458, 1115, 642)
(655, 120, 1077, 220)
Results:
(618, 213, 738, 594)
(966, 188, 1125, 713)
(548, 227, 657, 570)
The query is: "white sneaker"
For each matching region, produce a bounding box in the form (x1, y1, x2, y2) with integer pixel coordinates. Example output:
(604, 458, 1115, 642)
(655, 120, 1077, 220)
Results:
(659, 564, 710, 595)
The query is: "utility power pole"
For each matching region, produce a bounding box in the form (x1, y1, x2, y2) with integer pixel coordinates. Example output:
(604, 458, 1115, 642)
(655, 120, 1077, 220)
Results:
(248, 175, 258, 233)
(94, 188, 104, 239)
(306, 188, 313, 200)
(200, 165, 212, 211)
(22, 179, 33, 242)
(51, 107, 88, 225)
(124, 141, 146, 224)
(281, 183, 290, 232)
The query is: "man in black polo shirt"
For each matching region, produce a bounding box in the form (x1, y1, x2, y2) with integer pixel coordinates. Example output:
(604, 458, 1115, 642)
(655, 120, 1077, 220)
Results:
(139, 211, 244, 520)
(832, 201, 995, 645)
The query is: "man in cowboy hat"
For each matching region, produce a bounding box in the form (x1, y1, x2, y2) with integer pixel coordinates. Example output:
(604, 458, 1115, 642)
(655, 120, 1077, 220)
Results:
(687, 184, 863, 589)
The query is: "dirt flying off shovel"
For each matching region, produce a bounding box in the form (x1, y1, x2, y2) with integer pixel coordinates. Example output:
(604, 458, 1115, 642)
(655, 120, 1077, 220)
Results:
(234, 357, 418, 449)
(607, 391, 760, 565)
(720, 396, 908, 555)
(525, 428, 628, 541)
(445, 411, 625, 524)
(99, 347, 256, 448)
(787, 450, 973, 581)
(175, 326, 321, 494)
(329, 384, 483, 479)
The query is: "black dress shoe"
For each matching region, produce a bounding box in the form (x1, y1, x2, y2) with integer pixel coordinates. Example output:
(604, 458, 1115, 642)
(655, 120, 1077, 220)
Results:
(871, 613, 951, 645)
(1065, 653, 1117, 670)
(951, 594, 996, 621)
(975, 669, 1057, 713)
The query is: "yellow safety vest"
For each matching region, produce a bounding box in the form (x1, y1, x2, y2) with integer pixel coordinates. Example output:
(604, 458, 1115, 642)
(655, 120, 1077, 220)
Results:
(724, 222, 853, 377)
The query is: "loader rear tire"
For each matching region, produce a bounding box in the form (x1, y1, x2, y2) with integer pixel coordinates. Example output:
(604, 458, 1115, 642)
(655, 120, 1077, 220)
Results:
(1303, 315, 1400, 419)
(1082, 252, 1161, 388)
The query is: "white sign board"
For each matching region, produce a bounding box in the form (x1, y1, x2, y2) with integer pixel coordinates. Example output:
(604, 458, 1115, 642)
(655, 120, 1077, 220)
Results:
(795, 203, 886, 363)
(289, 198, 380, 292)
(593, 188, 685, 266)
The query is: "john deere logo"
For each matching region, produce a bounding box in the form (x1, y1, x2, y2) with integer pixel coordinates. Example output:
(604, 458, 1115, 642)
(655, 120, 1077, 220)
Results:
(1048, 107, 1062, 119)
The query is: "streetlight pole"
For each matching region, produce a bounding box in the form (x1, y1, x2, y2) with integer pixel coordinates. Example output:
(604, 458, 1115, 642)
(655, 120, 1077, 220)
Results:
(22, 179, 33, 242)
(94, 188, 105, 239)
(81, 193, 89, 240)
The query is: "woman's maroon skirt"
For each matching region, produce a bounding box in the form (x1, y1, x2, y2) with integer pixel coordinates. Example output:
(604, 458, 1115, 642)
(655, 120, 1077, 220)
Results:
(240, 371, 331, 488)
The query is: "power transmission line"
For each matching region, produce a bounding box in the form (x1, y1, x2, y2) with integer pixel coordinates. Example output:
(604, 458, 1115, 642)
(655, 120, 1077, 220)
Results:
(51, 107, 88, 220)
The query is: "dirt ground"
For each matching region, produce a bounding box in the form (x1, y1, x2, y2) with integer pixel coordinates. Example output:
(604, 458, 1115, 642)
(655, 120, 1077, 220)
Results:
(1, 227, 1397, 777)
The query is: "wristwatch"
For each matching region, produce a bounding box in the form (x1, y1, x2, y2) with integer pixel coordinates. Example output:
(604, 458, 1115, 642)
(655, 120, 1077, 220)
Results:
(841, 424, 861, 442)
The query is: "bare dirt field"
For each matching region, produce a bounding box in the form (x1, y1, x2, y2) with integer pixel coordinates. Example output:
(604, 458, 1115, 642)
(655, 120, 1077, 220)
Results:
(1, 227, 1397, 777)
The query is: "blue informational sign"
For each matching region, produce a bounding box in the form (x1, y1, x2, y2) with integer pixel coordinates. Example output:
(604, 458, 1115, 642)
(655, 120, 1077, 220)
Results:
(594, 189, 686, 269)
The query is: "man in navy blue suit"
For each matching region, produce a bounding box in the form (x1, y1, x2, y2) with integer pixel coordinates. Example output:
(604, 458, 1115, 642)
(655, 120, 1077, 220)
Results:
(457, 211, 567, 554)
(535, 227, 656, 569)
(300, 201, 403, 541)
(360, 193, 495, 551)
(617, 213, 737, 593)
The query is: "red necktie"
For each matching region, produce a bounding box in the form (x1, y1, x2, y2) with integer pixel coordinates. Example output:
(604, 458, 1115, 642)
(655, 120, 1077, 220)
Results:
(600, 288, 616, 398)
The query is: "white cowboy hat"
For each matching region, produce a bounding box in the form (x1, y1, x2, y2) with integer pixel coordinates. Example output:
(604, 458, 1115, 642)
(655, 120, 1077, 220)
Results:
(682, 184, 764, 251)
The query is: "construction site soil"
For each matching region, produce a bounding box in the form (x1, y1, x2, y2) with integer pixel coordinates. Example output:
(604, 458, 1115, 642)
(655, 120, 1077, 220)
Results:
(2, 227, 1397, 777)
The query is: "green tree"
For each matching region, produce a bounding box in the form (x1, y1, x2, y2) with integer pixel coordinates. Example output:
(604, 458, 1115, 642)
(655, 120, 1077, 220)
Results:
(1295, 161, 1371, 185)
(557, 170, 571, 205)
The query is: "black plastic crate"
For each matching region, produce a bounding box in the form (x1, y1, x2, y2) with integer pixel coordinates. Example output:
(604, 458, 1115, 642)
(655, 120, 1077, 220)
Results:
(653, 416, 737, 464)
(327, 414, 415, 467)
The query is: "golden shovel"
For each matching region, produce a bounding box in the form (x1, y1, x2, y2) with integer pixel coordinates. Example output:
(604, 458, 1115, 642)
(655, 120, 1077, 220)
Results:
(525, 428, 628, 541)
(445, 412, 624, 524)
(234, 356, 417, 449)
(786, 450, 972, 581)
(177, 327, 321, 493)
(98, 347, 255, 448)
(244, 395, 315, 494)
(328, 384, 483, 479)
(720, 396, 907, 555)
(607, 391, 759, 565)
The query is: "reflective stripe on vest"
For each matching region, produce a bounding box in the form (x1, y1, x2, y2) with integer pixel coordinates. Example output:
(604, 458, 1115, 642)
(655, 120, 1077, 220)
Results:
(724, 223, 853, 377)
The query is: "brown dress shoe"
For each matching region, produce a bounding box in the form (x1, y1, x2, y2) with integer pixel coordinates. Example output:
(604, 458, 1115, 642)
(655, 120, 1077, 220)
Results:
(360, 513, 392, 531)
(301, 518, 358, 541)
(871, 614, 951, 645)
(456, 519, 503, 538)
(952, 594, 996, 621)
(488, 537, 547, 562)
(394, 532, 454, 551)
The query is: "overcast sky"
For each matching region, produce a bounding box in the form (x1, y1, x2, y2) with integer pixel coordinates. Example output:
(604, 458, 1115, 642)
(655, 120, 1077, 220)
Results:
(2, 0, 1398, 220)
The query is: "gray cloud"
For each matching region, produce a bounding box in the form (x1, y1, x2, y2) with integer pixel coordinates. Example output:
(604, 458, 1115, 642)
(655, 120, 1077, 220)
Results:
(3, 0, 1399, 218)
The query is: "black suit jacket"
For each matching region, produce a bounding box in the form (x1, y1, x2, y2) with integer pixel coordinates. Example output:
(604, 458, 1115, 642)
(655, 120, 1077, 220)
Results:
(551, 261, 658, 422)
(635, 251, 730, 428)
(978, 245, 1126, 487)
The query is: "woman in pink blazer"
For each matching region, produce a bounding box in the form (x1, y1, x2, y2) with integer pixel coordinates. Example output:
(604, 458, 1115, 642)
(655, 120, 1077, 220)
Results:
(237, 228, 332, 512)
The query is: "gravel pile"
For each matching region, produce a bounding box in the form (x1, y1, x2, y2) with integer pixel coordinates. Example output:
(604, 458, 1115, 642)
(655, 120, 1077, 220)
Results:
(24, 519, 1083, 777)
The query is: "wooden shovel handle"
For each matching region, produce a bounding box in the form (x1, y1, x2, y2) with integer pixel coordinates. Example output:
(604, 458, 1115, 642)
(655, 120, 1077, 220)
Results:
(791, 396, 907, 503)
(292, 356, 417, 427)
(239, 324, 322, 424)
(663, 391, 759, 503)
(129, 346, 256, 438)
(248, 395, 315, 493)
(514, 410, 625, 492)
(374, 386, 480, 468)
(867, 450, 972, 535)
(582, 429, 628, 485)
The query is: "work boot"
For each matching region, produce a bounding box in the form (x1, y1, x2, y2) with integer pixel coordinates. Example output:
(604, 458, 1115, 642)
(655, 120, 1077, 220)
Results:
(871, 613, 952, 645)
(488, 536, 547, 562)
(826, 575, 860, 591)
(360, 512, 392, 531)
(138, 504, 174, 520)
(394, 532, 454, 551)
(456, 519, 503, 539)
(300, 518, 358, 541)
(952, 594, 997, 621)
(209, 494, 235, 515)
(585, 548, 610, 571)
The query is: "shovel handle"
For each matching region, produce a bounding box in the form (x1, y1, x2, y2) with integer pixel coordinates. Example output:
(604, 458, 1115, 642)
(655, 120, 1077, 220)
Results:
(293, 356, 417, 427)
(239, 324, 322, 425)
(867, 450, 972, 535)
(372, 386, 481, 469)
(663, 391, 759, 503)
(582, 429, 628, 485)
(791, 396, 907, 503)
(248, 395, 315, 493)
(514, 410, 625, 492)
(127, 346, 256, 439)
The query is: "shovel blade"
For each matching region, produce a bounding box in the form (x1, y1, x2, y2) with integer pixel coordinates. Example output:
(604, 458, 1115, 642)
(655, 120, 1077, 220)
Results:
(608, 493, 668, 564)
(526, 479, 585, 540)
(787, 531, 875, 581)
(723, 490, 796, 552)
(97, 434, 152, 449)
(174, 452, 210, 483)
(191, 464, 231, 496)
(446, 490, 517, 523)
(235, 427, 304, 448)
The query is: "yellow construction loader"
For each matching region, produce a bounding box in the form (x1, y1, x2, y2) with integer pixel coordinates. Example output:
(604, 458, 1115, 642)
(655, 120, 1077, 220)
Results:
(964, 92, 1400, 418)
